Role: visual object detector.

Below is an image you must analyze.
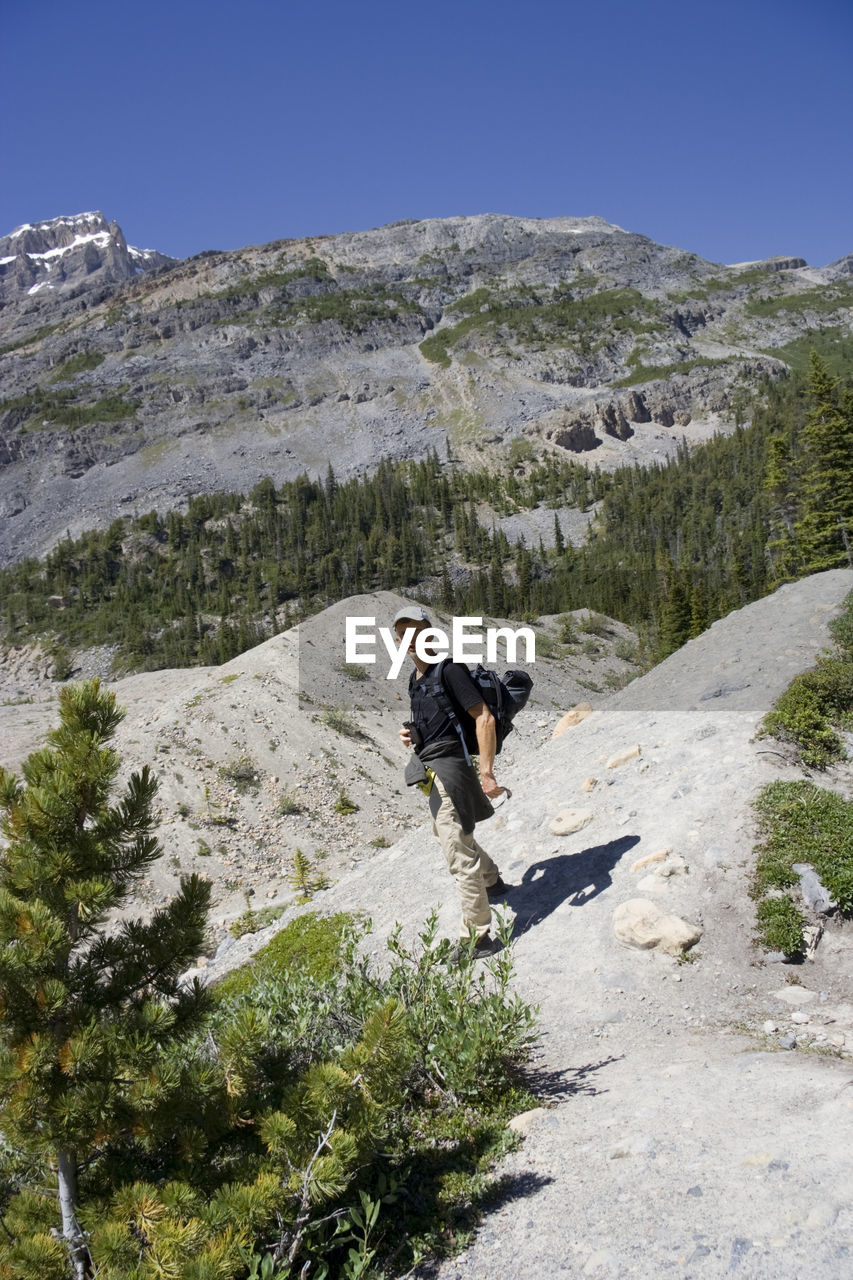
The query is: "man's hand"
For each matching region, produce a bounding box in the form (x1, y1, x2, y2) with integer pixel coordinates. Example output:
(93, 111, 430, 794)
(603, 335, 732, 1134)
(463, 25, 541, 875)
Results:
(399, 724, 413, 749)
(479, 768, 506, 799)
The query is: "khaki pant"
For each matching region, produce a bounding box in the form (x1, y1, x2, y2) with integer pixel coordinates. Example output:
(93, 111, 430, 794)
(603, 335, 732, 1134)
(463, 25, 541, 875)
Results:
(431, 775, 500, 940)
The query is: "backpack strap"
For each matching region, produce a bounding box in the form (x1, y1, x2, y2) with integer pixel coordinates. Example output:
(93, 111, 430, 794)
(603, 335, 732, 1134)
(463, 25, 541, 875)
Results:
(434, 658, 474, 767)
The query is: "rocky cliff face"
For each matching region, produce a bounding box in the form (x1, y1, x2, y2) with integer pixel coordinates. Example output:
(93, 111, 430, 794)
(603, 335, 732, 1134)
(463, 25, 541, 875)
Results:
(0, 211, 850, 565)
(0, 212, 174, 306)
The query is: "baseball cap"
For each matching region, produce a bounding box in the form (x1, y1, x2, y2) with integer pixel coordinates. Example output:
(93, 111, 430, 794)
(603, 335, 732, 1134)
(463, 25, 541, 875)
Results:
(392, 604, 431, 627)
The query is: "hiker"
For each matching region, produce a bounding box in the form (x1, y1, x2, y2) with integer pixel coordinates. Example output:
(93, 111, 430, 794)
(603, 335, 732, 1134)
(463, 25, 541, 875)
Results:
(395, 604, 508, 957)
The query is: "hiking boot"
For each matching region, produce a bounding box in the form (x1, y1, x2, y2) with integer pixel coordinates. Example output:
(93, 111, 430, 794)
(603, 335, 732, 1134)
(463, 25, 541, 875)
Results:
(486, 875, 509, 901)
(449, 933, 503, 964)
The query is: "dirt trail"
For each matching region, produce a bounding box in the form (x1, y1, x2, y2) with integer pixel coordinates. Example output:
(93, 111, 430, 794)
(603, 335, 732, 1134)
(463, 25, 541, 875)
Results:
(203, 570, 853, 1280)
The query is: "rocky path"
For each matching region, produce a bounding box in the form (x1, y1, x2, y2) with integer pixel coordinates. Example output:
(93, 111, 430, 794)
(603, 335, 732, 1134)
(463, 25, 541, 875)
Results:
(203, 570, 853, 1279)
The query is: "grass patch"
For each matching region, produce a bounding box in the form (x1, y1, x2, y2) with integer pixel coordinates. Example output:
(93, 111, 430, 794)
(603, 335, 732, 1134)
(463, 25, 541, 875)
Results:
(745, 281, 853, 319)
(420, 286, 661, 367)
(1, 385, 139, 430)
(763, 327, 853, 378)
(218, 753, 261, 793)
(755, 896, 806, 958)
(334, 786, 359, 815)
(613, 353, 735, 388)
(321, 704, 365, 738)
(0, 322, 61, 356)
(752, 780, 853, 955)
(277, 786, 304, 815)
(50, 350, 105, 381)
(214, 910, 358, 999)
(228, 904, 287, 938)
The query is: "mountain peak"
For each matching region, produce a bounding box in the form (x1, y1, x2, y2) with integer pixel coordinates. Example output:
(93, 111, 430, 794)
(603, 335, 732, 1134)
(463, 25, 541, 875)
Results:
(0, 212, 174, 301)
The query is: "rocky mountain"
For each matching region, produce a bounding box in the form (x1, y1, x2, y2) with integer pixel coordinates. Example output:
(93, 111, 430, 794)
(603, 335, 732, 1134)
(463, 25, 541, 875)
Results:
(0, 211, 174, 306)
(1, 211, 851, 566)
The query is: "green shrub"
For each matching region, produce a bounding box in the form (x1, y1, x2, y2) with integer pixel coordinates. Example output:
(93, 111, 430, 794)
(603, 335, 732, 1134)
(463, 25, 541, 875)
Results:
(761, 658, 853, 768)
(50, 350, 105, 381)
(556, 614, 579, 644)
(339, 661, 368, 681)
(277, 786, 303, 814)
(288, 848, 331, 901)
(215, 910, 357, 999)
(229, 904, 286, 938)
(579, 611, 612, 637)
(334, 786, 359, 814)
(755, 896, 805, 957)
(218, 753, 261, 792)
(828, 589, 853, 657)
(321, 704, 364, 739)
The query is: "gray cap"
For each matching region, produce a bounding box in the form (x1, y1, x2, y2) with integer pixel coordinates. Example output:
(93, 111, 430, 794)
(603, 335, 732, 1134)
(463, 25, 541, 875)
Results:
(392, 604, 431, 627)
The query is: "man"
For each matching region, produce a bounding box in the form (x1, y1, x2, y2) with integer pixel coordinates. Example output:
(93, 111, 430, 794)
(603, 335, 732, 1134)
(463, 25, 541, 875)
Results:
(395, 604, 508, 958)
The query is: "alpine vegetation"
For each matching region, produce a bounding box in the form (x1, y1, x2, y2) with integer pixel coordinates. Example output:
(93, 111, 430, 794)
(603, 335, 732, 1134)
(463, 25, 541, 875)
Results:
(0, 684, 537, 1280)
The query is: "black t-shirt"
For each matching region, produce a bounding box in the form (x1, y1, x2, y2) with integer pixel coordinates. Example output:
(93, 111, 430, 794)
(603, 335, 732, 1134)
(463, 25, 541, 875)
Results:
(409, 661, 485, 750)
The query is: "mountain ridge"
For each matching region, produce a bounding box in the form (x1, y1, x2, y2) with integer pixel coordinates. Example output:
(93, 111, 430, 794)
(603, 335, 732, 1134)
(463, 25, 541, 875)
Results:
(1, 211, 851, 567)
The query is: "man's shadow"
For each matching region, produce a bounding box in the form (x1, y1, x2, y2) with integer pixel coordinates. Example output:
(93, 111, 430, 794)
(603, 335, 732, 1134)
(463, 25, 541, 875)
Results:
(499, 835, 639, 938)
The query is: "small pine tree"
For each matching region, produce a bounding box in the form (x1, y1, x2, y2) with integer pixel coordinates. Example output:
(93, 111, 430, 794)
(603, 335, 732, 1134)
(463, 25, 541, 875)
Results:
(0, 680, 211, 1279)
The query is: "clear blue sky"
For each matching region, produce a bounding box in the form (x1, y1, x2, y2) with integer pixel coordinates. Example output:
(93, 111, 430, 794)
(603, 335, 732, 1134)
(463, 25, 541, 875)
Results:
(2, 0, 851, 267)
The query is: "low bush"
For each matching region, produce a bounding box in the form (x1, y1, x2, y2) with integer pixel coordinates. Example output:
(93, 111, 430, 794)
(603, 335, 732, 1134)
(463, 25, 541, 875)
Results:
(219, 753, 262, 792)
(761, 657, 853, 768)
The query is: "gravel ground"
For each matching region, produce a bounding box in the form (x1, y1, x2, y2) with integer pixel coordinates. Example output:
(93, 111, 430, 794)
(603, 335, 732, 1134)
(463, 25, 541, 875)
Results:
(197, 569, 853, 1280)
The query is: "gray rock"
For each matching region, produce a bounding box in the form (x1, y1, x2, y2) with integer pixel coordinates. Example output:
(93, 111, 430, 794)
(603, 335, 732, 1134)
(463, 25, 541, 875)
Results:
(778, 1033, 797, 1049)
(791, 863, 835, 914)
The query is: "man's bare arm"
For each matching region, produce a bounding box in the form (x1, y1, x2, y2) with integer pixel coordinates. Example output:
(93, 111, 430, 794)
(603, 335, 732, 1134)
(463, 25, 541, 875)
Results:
(469, 702, 504, 798)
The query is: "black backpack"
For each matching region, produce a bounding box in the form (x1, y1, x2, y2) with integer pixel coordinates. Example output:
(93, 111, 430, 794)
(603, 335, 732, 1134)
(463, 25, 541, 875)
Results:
(435, 659, 533, 760)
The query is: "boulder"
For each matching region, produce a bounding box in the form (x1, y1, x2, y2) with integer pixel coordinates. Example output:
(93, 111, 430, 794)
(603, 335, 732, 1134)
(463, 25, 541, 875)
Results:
(552, 702, 593, 737)
(554, 421, 600, 452)
(599, 401, 633, 440)
(549, 808, 594, 836)
(612, 899, 702, 956)
(626, 391, 651, 423)
(605, 744, 641, 769)
(630, 848, 671, 872)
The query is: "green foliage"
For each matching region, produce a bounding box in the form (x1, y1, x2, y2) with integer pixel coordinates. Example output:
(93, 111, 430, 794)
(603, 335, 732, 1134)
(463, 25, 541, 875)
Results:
(334, 787, 360, 815)
(287, 850, 331, 903)
(421, 285, 660, 367)
(219, 753, 261, 792)
(745, 280, 853, 319)
(762, 657, 853, 768)
(339, 661, 369, 681)
(0, 681, 211, 1278)
(755, 896, 806, 958)
(229, 905, 287, 938)
(50, 350, 105, 381)
(578, 611, 613, 637)
(0, 384, 139, 430)
(321, 705, 363, 739)
(766, 327, 853, 378)
(829, 589, 853, 655)
(753, 779, 853, 922)
(613, 353, 734, 388)
(215, 911, 357, 1001)
(0, 322, 61, 357)
(277, 787, 304, 815)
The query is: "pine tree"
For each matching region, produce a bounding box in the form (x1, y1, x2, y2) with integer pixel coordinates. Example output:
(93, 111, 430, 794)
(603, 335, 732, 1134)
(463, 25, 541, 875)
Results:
(0, 681, 211, 1279)
(795, 353, 853, 571)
